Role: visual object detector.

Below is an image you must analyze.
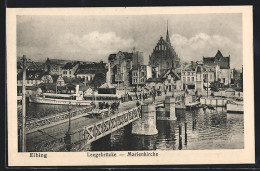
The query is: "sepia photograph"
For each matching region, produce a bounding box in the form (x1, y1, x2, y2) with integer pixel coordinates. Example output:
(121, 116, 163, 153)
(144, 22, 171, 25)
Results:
(7, 6, 254, 166)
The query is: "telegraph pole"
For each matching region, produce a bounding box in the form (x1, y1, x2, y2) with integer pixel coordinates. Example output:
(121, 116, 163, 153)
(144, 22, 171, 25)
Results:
(21, 55, 27, 152)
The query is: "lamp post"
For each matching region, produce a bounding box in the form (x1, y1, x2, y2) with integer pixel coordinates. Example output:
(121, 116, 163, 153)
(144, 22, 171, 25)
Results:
(21, 55, 27, 152)
(65, 102, 72, 151)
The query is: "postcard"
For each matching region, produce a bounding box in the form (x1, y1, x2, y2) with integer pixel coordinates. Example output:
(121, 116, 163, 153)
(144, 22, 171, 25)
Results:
(7, 6, 254, 166)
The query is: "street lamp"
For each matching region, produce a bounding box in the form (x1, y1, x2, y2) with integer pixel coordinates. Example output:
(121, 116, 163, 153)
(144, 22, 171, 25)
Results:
(65, 102, 72, 151)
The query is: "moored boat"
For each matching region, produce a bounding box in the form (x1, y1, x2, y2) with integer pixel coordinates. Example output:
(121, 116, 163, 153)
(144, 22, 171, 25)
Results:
(226, 100, 243, 114)
(29, 92, 121, 106)
(29, 93, 91, 106)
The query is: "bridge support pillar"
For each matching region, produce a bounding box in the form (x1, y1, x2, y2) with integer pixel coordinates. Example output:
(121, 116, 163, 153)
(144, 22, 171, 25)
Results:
(161, 96, 177, 120)
(132, 104, 158, 135)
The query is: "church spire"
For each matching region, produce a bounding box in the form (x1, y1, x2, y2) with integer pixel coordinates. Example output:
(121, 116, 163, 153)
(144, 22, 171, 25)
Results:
(166, 20, 171, 43)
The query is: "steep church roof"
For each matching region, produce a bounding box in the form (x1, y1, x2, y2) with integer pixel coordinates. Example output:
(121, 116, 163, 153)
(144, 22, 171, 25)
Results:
(166, 20, 171, 44)
(203, 50, 230, 69)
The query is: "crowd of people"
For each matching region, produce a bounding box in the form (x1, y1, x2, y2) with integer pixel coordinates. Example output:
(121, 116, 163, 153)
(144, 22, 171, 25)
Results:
(98, 101, 120, 111)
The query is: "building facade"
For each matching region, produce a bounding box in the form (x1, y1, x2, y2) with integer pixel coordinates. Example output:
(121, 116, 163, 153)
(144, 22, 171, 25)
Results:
(203, 50, 233, 86)
(44, 58, 71, 75)
(149, 25, 180, 76)
(181, 62, 220, 92)
(75, 62, 107, 82)
(162, 69, 182, 92)
(131, 65, 152, 86)
(61, 62, 80, 78)
(108, 51, 144, 86)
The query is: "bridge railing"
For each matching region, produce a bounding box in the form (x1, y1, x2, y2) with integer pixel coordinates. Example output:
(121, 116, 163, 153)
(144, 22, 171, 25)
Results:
(66, 106, 142, 146)
(25, 105, 94, 132)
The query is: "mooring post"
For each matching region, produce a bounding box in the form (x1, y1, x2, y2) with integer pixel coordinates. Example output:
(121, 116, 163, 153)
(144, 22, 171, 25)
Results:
(132, 103, 158, 135)
(179, 124, 182, 136)
(184, 122, 187, 145)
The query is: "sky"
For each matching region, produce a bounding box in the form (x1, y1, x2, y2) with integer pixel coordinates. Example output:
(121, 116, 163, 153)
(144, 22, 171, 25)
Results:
(17, 13, 243, 69)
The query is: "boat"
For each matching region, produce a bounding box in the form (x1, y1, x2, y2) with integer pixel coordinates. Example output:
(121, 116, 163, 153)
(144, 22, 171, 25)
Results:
(29, 91, 121, 106)
(29, 93, 91, 106)
(226, 100, 244, 114)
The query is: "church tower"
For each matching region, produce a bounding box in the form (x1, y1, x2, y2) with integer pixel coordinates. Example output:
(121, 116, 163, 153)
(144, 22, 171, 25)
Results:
(148, 21, 180, 77)
(166, 20, 171, 44)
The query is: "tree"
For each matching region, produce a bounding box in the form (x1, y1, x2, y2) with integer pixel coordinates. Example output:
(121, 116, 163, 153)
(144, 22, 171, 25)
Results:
(91, 72, 106, 89)
(210, 81, 219, 92)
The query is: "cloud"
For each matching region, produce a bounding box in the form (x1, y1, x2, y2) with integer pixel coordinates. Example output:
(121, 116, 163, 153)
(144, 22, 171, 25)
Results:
(171, 33, 242, 68)
(18, 31, 135, 62)
(57, 31, 134, 60)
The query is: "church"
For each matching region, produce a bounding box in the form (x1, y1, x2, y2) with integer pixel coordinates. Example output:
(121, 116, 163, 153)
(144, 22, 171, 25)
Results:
(148, 23, 181, 77)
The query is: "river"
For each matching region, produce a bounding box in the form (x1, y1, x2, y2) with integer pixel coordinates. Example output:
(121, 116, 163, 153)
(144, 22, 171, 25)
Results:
(20, 103, 244, 151)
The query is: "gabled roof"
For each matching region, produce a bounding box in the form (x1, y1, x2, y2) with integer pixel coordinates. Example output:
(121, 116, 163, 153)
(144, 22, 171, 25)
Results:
(215, 50, 223, 59)
(162, 69, 181, 80)
(203, 50, 230, 69)
(62, 62, 78, 69)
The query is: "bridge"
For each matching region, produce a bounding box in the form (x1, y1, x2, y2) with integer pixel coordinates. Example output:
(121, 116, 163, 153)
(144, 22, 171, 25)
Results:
(23, 93, 192, 152)
(64, 106, 141, 149)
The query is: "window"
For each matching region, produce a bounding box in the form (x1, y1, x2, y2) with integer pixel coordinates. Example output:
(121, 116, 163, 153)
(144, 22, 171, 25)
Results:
(27, 80, 29, 84)
(191, 77, 194, 81)
(69, 71, 71, 74)
(187, 77, 190, 82)
(141, 72, 145, 76)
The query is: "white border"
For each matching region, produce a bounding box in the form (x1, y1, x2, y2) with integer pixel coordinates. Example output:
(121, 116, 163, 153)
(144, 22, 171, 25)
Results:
(7, 6, 254, 166)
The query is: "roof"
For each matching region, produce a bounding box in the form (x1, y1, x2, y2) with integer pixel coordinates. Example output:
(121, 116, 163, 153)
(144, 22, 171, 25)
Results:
(146, 77, 164, 83)
(79, 85, 91, 91)
(75, 63, 107, 75)
(98, 83, 115, 89)
(45, 58, 72, 66)
(163, 69, 181, 80)
(62, 62, 78, 69)
(76, 70, 97, 75)
(17, 70, 46, 80)
(203, 50, 230, 69)
(108, 54, 116, 61)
